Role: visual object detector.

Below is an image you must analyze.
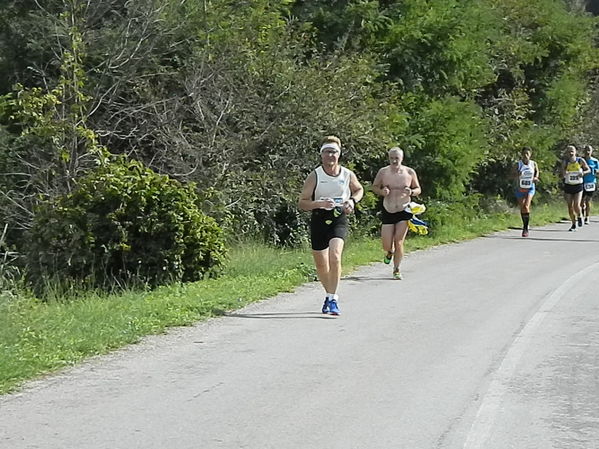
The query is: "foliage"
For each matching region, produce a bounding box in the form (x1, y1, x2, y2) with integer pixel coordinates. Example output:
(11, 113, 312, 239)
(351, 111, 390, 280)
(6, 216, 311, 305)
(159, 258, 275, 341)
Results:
(380, 0, 498, 96)
(25, 158, 227, 292)
(404, 95, 489, 199)
(341, 182, 384, 239)
(0, 5, 109, 251)
(0, 0, 597, 249)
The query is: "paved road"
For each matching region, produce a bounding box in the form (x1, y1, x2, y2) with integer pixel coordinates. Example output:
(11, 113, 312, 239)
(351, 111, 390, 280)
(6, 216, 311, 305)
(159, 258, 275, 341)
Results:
(2, 220, 599, 449)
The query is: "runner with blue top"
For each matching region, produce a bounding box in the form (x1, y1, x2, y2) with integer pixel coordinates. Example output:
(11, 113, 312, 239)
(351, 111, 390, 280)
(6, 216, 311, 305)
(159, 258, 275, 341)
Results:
(581, 144, 599, 225)
(513, 147, 539, 238)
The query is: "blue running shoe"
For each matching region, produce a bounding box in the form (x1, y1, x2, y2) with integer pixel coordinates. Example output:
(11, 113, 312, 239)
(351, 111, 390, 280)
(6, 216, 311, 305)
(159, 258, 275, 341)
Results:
(328, 299, 340, 315)
(322, 298, 330, 314)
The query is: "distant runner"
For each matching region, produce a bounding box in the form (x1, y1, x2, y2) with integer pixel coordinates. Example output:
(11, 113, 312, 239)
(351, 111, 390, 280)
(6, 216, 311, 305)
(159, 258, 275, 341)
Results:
(581, 144, 599, 225)
(561, 145, 590, 231)
(372, 147, 422, 280)
(298, 135, 363, 315)
(513, 146, 539, 237)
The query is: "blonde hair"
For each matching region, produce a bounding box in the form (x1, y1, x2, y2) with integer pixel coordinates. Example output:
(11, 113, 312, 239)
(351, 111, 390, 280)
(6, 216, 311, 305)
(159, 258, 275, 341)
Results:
(322, 135, 341, 147)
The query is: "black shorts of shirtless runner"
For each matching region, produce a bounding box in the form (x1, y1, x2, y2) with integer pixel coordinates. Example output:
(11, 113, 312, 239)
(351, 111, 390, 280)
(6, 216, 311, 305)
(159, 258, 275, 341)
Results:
(310, 209, 348, 250)
(381, 206, 413, 225)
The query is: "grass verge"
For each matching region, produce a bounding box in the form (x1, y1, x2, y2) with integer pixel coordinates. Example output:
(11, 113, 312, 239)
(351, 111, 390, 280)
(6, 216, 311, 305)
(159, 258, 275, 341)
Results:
(0, 202, 567, 394)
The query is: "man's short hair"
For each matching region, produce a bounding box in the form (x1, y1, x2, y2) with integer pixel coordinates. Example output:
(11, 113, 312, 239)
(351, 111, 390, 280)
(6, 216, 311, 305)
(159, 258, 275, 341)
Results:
(322, 135, 341, 147)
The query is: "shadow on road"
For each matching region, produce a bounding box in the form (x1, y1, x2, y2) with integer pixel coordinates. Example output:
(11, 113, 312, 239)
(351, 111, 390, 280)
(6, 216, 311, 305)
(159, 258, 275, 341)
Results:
(225, 311, 336, 320)
(343, 275, 397, 281)
(484, 235, 599, 243)
(522, 228, 571, 232)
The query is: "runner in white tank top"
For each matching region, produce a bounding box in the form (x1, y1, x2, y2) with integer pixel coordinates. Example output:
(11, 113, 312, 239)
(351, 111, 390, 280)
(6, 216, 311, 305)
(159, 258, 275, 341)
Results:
(298, 136, 363, 316)
(512, 146, 539, 237)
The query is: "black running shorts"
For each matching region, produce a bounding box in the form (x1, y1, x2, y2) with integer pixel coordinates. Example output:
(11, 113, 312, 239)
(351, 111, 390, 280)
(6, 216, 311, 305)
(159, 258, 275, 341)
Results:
(381, 207, 413, 225)
(310, 209, 348, 251)
(563, 183, 584, 195)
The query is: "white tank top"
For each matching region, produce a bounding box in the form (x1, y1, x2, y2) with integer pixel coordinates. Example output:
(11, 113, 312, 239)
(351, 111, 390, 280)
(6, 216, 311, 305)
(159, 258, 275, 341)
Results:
(518, 160, 535, 189)
(313, 166, 352, 207)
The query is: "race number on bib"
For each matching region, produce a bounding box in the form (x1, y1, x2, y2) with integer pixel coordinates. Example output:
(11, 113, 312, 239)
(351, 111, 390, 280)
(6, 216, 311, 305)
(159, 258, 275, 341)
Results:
(519, 178, 532, 189)
(566, 171, 582, 185)
(584, 182, 596, 192)
(519, 170, 533, 189)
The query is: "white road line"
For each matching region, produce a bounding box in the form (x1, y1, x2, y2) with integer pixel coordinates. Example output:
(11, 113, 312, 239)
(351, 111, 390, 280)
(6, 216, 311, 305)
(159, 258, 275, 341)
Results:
(463, 261, 599, 449)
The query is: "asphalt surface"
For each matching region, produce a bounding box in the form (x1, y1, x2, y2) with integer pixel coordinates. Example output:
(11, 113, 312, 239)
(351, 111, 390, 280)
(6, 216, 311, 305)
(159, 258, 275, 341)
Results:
(1, 219, 599, 449)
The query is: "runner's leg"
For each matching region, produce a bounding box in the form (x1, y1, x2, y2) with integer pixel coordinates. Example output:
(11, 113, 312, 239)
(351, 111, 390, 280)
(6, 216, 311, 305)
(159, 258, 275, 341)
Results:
(392, 220, 410, 272)
(566, 194, 575, 222)
(381, 223, 395, 261)
(582, 194, 591, 221)
(521, 194, 532, 234)
(312, 248, 331, 294)
(574, 191, 583, 226)
(327, 238, 345, 295)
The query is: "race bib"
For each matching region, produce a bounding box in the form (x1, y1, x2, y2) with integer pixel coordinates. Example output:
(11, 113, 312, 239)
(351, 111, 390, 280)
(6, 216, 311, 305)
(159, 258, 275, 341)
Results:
(319, 197, 344, 210)
(519, 178, 533, 189)
(519, 168, 533, 189)
(566, 171, 583, 185)
(584, 182, 596, 192)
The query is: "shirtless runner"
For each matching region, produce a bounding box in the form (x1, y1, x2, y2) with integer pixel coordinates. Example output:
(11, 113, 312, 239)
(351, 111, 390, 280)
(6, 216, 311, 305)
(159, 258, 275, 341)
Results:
(372, 147, 422, 279)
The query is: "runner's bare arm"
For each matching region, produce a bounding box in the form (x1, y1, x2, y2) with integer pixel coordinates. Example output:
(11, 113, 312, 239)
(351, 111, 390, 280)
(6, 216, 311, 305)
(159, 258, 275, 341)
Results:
(298, 172, 327, 211)
(409, 169, 422, 196)
(372, 168, 388, 196)
(349, 172, 364, 204)
(343, 172, 364, 214)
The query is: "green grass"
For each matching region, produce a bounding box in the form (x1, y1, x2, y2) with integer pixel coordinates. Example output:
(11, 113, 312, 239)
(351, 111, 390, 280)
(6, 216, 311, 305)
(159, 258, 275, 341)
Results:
(0, 202, 567, 394)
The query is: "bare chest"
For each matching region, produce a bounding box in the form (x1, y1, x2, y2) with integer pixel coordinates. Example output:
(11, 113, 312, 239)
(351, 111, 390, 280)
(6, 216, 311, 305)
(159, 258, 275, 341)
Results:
(382, 169, 412, 189)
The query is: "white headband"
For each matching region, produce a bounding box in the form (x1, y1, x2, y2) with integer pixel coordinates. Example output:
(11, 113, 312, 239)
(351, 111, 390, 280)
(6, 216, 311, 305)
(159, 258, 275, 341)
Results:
(320, 142, 341, 155)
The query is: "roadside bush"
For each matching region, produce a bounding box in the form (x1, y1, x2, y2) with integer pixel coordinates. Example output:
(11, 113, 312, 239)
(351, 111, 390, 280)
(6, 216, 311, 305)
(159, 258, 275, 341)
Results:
(350, 186, 381, 238)
(25, 158, 226, 292)
(424, 194, 486, 232)
(406, 96, 489, 200)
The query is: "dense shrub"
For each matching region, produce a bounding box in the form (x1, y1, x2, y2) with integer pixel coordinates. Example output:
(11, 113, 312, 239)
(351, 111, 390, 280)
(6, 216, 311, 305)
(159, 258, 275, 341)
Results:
(350, 186, 381, 239)
(406, 96, 489, 200)
(25, 159, 226, 291)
